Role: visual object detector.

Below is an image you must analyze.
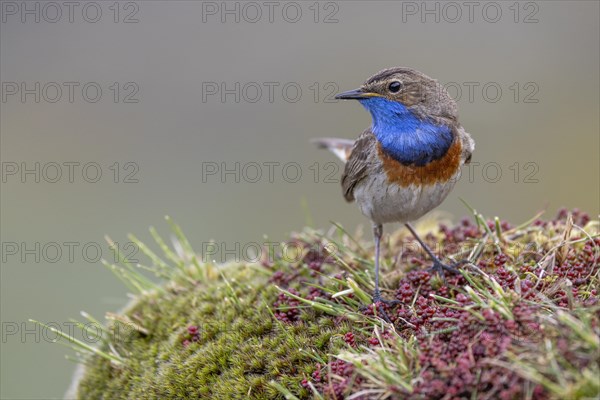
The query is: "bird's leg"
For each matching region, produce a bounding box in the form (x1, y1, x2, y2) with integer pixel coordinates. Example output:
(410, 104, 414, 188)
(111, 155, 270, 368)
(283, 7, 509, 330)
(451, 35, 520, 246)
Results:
(372, 223, 383, 302)
(404, 223, 469, 283)
(370, 224, 400, 322)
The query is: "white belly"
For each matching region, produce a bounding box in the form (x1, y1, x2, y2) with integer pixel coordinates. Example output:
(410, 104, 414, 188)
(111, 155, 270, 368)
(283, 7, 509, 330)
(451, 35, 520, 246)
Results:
(353, 173, 459, 225)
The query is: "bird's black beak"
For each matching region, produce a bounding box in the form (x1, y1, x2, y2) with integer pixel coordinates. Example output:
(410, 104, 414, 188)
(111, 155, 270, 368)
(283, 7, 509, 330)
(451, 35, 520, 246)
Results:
(334, 88, 379, 100)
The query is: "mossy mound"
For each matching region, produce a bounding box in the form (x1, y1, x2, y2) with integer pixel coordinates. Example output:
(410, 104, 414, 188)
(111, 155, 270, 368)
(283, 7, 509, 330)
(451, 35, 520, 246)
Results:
(64, 210, 599, 399)
(75, 264, 351, 399)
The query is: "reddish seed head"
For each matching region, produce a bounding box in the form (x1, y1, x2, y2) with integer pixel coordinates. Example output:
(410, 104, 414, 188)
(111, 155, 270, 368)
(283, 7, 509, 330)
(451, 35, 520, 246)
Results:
(343, 332, 356, 347)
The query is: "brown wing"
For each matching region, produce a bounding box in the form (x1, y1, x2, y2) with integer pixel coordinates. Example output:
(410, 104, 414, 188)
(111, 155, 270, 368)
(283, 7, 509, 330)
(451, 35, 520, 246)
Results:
(341, 130, 377, 202)
(454, 124, 474, 165)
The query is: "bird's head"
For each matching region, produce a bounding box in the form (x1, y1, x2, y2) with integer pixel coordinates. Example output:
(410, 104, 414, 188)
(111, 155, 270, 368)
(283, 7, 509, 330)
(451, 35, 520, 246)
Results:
(335, 67, 458, 130)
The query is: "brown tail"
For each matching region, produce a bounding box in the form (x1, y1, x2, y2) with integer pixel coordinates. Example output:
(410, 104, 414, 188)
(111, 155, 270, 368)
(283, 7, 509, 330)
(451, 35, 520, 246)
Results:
(310, 137, 355, 162)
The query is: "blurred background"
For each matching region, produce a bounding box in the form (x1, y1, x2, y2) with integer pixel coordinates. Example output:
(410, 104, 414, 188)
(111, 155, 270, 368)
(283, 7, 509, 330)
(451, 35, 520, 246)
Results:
(1, 1, 598, 398)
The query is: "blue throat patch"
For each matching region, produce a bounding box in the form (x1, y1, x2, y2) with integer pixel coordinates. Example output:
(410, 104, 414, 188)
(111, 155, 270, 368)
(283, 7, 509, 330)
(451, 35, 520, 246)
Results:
(359, 97, 453, 166)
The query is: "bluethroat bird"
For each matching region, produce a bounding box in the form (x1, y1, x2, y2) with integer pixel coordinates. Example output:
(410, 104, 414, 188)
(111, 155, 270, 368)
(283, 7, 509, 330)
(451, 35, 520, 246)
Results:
(313, 67, 475, 309)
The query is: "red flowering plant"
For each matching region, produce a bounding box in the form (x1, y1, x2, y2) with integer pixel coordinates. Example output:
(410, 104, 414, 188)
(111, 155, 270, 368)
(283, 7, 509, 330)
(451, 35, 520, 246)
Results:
(276, 208, 599, 399)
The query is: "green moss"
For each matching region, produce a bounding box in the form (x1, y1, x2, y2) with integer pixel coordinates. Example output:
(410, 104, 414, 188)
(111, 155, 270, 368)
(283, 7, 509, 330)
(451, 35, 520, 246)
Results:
(75, 265, 349, 399)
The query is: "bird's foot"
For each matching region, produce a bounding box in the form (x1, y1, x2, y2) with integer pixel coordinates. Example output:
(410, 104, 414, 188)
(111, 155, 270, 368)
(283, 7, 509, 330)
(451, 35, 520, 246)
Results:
(372, 292, 401, 307)
(364, 291, 401, 323)
(428, 259, 469, 284)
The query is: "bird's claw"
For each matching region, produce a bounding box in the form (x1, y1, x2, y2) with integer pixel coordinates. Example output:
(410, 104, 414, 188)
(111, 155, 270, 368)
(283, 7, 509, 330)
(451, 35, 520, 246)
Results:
(360, 292, 400, 323)
(428, 259, 469, 284)
(372, 294, 401, 307)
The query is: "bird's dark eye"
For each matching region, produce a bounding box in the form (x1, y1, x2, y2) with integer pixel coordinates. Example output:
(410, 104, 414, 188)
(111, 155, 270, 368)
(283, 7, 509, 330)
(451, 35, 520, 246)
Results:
(388, 81, 402, 93)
